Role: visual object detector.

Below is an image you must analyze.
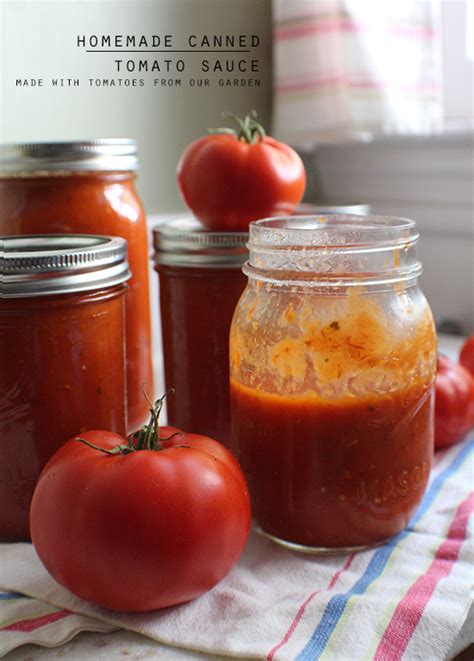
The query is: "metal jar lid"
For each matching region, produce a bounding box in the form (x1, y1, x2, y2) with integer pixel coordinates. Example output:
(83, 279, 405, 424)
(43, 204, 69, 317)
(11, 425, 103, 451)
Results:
(0, 235, 131, 298)
(0, 139, 138, 174)
(153, 217, 248, 268)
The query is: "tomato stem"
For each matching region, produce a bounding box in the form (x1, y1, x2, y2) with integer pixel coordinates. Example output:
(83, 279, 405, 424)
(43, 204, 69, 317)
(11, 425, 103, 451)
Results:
(130, 388, 175, 451)
(74, 389, 176, 456)
(74, 437, 134, 455)
(208, 110, 266, 144)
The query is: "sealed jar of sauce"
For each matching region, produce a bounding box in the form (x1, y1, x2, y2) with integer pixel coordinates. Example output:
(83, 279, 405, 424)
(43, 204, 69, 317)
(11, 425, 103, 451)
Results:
(0, 235, 129, 541)
(230, 215, 437, 552)
(0, 141, 153, 431)
(153, 218, 248, 446)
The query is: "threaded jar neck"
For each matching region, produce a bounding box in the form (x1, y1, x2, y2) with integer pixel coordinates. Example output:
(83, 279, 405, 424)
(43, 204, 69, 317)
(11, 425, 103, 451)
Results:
(245, 215, 422, 287)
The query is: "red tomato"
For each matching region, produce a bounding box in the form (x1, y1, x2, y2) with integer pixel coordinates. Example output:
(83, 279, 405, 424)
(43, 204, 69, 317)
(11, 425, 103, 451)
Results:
(435, 354, 474, 449)
(177, 111, 306, 231)
(30, 402, 251, 612)
(460, 335, 474, 376)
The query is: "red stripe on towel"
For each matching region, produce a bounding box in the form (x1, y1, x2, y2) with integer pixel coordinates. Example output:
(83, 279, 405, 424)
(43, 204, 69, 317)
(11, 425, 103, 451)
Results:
(374, 492, 474, 661)
(1, 609, 72, 632)
(267, 553, 355, 660)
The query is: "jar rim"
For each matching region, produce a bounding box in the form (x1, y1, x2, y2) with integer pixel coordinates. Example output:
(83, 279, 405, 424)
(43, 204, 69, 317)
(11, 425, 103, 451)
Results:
(247, 214, 422, 286)
(249, 214, 417, 247)
(0, 139, 138, 173)
(153, 216, 248, 268)
(294, 203, 371, 216)
(0, 234, 131, 297)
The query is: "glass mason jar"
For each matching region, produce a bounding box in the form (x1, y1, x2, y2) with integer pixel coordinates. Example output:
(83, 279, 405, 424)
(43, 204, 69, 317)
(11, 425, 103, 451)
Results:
(230, 215, 437, 553)
(0, 235, 129, 541)
(153, 218, 248, 446)
(0, 140, 153, 431)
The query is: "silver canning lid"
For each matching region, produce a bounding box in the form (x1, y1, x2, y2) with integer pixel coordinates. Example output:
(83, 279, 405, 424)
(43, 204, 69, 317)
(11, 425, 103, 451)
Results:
(153, 217, 248, 268)
(0, 139, 138, 173)
(0, 235, 131, 298)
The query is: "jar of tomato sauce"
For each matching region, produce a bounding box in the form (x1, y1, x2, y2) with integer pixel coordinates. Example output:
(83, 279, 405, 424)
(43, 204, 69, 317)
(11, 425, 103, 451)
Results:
(0, 234, 130, 541)
(230, 215, 437, 552)
(153, 218, 248, 446)
(0, 141, 153, 431)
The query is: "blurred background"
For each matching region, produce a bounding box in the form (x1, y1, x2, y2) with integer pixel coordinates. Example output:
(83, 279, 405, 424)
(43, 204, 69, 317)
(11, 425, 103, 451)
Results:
(1, 0, 473, 333)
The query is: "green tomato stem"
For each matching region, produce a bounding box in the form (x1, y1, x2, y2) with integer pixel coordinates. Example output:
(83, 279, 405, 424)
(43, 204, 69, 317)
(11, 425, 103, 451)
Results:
(208, 110, 266, 144)
(74, 437, 134, 455)
(74, 389, 176, 456)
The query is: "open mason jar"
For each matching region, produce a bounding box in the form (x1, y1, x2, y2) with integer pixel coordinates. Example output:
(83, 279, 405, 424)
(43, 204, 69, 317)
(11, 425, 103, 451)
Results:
(229, 215, 437, 553)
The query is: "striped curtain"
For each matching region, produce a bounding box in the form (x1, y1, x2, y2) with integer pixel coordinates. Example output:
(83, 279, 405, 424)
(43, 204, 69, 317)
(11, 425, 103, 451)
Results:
(273, 0, 443, 145)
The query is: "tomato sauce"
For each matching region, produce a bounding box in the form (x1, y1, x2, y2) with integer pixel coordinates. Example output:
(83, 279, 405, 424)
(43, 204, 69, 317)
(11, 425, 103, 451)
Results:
(230, 381, 433, 549)
(158, 265, 246, 445)
(0, 287, 127, 541)
(0, 169, 153, 431)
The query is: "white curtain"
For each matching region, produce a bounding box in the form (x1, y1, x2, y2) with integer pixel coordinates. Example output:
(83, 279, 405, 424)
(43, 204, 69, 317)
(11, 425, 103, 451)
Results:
(273, 0, 443, 145)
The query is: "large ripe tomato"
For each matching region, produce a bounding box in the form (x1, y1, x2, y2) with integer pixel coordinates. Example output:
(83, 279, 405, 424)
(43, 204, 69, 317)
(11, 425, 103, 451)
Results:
(435, 354, 474, 449)
(460, 335, 474, 376)
(177, 111, 306, 231)
(30, 399, 251, 612)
